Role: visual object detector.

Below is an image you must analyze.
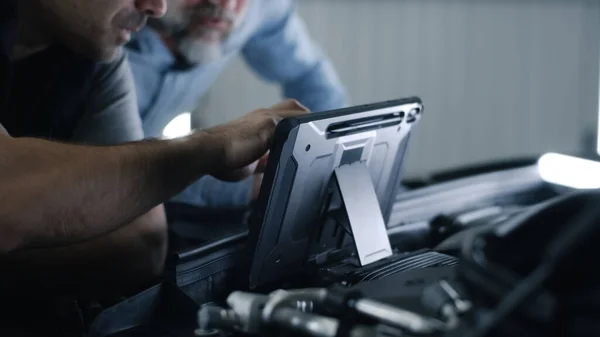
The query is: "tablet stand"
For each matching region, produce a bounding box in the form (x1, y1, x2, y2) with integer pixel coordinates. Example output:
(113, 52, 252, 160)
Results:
(320, 162, 393, 266)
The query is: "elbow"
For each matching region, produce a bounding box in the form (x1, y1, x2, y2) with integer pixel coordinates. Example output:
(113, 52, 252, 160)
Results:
(144, 224, 168, 279)
(0, 211, 27, 254)
(133, 207, 168, 280)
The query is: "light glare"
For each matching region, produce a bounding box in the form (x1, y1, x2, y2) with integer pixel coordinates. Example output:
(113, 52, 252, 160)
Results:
(537, 152, 600, 189)
(163, 113, 192, 139)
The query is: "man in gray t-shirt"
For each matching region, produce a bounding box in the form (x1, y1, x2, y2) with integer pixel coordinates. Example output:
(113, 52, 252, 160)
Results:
(1, 48, 169, 295)
(0, 0, 308, 305)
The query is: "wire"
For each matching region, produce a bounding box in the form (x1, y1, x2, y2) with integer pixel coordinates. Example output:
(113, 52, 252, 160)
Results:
(464, 264, 553, 337)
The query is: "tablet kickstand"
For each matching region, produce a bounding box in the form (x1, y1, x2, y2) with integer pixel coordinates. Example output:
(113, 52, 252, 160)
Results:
(322, 162, 393, 266)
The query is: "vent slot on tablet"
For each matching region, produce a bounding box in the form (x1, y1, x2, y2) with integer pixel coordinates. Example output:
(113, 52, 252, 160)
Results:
(326, 111, 404, 139)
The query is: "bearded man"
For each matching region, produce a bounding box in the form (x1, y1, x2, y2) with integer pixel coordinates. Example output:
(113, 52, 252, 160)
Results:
(125, 0, 348, 209)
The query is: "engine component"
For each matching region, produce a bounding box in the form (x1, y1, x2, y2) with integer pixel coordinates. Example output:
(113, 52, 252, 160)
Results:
(197, 284, 468, 337)
(196, 191, 600, 337)
(421, 280, 472, 329)
(457, 191, 600, 337)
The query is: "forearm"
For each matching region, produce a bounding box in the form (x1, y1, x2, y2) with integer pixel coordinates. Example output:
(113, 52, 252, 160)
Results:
(0, 132, 213, 252)
(0, 206, 167, 297)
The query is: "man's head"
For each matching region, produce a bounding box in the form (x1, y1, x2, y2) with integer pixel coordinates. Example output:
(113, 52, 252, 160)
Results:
(154, 0, 249, 64)
(32, 0, 167, 61)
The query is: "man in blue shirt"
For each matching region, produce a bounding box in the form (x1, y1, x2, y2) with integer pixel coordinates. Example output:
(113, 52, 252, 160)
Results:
(126, 0, 348, 209)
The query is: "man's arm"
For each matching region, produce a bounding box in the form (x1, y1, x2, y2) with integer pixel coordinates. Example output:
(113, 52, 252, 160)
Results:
(0, 99, 305, 254)
(0, 53, 168, 296)
(0, 206, 167, 296)
(242, 0, 349, 113)
(0, 131, 206, 254)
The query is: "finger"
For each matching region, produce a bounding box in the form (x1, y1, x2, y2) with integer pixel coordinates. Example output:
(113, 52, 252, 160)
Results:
(267, 108, 309, 120)
(255, 152, 270, 173)
(270, 99, 310, 112)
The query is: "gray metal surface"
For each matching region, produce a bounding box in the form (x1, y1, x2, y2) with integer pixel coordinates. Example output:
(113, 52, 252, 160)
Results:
(332, 162, 393, 266)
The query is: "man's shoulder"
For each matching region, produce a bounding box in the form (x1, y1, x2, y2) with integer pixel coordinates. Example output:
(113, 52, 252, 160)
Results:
(254, 0, 291, 11)
(246, 0, 292, 23)
(241, 0, 293, 41)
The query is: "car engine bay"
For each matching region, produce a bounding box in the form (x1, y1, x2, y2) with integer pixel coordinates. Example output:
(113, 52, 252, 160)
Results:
(74, 159, 600, 337)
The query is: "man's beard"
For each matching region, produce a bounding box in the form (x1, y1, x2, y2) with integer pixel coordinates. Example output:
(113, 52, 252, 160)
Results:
(150, 17, 226, 64)
(178, 37, 223, 64)
(153, 0, 248, 65)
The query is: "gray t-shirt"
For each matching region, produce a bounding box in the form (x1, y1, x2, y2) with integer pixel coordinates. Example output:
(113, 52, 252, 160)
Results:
(70, 51, 145, 145)
(0, 50, 144, 144)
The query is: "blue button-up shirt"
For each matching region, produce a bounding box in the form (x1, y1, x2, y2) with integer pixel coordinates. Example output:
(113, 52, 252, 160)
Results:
(126, 0, 348, 208)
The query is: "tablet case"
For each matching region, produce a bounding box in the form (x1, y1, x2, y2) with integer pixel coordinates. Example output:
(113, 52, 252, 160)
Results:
(247, 97, 424, 289)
